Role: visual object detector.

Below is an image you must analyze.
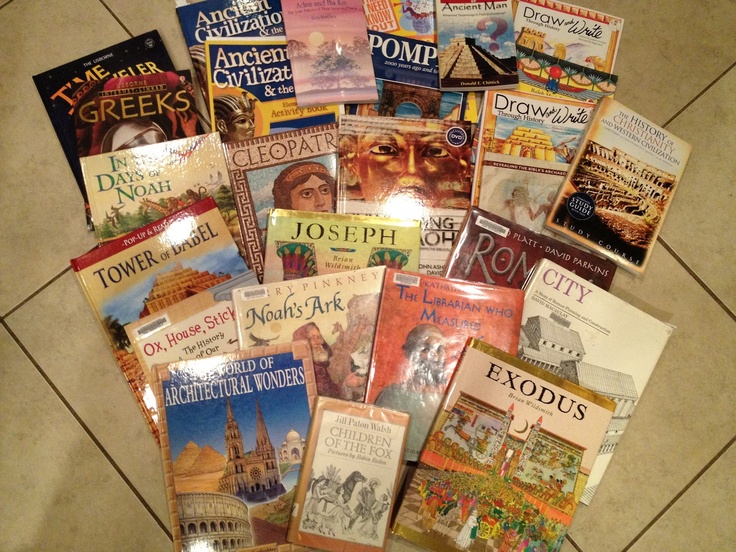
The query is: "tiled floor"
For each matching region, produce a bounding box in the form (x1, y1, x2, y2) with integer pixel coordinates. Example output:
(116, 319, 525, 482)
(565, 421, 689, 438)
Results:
(1, 0, 734, 551)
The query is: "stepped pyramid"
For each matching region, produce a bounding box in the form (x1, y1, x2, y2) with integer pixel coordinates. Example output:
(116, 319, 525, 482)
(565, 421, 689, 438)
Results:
(439, 37, 514, 82)
(495, 126, 557, 161)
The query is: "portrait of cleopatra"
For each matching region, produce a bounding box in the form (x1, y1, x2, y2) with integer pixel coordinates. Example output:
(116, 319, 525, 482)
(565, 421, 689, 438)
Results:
(272, 161, 336, 213)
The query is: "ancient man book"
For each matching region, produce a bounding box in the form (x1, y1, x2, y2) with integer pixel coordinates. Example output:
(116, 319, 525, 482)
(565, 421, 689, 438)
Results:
(70, 197, 251, 439)
(287, 396, 409, 552)
(391, 339, 615, 552)
(153, 342, 319, 552)
(544, 97, 692, 274)
(444, 206, 615, 290)
(224, 123, 339, 283)
(519, 258, 674, 504)
(32, 30, 176, 229)
(435, 0, 518, 91)
(233, 266, 386, 401)
(364, 268, 524, 461)
(261, 209, 421, 283)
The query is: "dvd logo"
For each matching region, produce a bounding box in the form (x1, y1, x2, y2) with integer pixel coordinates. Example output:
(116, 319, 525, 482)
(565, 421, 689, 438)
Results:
(446, 127, 467, 147)
(368, 34, 437, 66)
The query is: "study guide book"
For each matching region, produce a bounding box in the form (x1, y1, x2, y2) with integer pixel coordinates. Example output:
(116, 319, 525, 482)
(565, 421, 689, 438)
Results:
(391, 339, 615, 552)
(153, 342, 319, 552)
(544, 97, 692, 274)
(519, 258, 674, 503)
(70, 197, 251, 439)
(287, 396, 409, 552)
(364, 268, 524, 461)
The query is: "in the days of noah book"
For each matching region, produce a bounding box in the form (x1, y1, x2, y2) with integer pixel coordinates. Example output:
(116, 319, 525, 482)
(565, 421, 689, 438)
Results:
(544, 97, 692, 274)
(70, 198, 251, 438)
(519, 259, 673, 504)
(287, 396, 409, 552)
(153, 342, 318, 552)
(391, 340, 615, 552)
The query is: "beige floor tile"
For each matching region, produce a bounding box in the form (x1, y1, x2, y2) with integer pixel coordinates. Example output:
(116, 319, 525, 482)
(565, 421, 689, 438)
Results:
(0, 326, 172, 551)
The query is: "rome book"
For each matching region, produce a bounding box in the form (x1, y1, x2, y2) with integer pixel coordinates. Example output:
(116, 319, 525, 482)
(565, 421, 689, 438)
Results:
(391, 339, 615, 552)
(435, 0, 518, 91)
(70, 197, 251, 439)
(444, 206, 615, 290)
(337, 115, 474, 275)
(287, 396, 409, 552)
(364, 268, 524, 461)
(233, 266, 386, 401)
(204, 37, 341, 145)
(544, 97, 692, 274)
(224, 123, 339, 283)
(261, 209, 421, 283)
(280, 0, 378, 107)
(32, 30, 176, 229)
(152, 342, 319, 552)
(519, 258, 673, 504)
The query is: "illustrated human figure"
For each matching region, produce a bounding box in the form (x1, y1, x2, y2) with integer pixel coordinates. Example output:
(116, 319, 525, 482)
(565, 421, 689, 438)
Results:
(348, 478, 380, 530)
(454, 508, 479, 549)
(272, 161, 336, 212)
(292, 323, 341, 397)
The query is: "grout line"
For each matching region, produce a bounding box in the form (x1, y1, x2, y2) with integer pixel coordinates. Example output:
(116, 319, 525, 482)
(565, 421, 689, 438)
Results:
(98, 0, 133, 37)
(662, 61, 736, 128)
(1, 319, 173, 542)
(3, 267, 74, 319)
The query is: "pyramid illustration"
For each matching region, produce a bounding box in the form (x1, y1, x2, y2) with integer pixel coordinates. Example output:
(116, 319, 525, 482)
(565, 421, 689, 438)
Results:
(440, 37, 515, 81)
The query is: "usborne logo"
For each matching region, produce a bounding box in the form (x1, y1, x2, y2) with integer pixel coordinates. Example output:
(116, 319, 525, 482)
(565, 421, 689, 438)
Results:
(446, 127, 467, 147)
(565, 192, 596, 220)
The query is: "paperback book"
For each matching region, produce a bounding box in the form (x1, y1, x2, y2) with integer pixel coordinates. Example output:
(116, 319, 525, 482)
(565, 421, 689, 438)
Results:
(444, 206, 616, 290)
(337, 115, 474, 275)
(233, 266, 385, 401)
(435, 0, 518, 91)
(364, 268, 524, 461)
(224, 123, 339, 282)
(287, 396, 409, 552)
(70, 197, 251, 438)
(32, 30, 176, 228)
(261, 209, 421, 283)
(391, 339, 615, 552)
(544, 97, 692, 274)
(153, 342, 319, 552)
(519, 258, 673, 503)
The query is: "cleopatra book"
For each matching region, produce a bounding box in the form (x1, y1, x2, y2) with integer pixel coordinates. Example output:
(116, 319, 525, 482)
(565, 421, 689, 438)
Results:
(391, 339, 615, 552)
(153, 342, 319, 552)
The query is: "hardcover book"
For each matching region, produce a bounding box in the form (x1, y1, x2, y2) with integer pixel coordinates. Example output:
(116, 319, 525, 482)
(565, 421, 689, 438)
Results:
(204, 38, 341, 144)
(280, 0, 378, 106)
(519, 258, 673, 503)
(153, 342, 319, 552)
(224, 123, 339, 282)
(435, 0, 518, 91)
(70, 197, 251, 438)
(32, 30, 176, 228)
(444, 206, 616, 290)
(544, 97, 692, 274)
(287, 396, 409, 552)
(391, 339, 615, 552)
(337, 115, 474, 275)
(233, 266, 386, 401)
(261, 209, 421, 283)
(364, 268, 524, 461)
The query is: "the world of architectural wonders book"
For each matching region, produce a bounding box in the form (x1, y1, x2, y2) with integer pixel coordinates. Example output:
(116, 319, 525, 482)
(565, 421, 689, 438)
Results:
(287, 396, 409, 552)
(391, 339, 615, 552)
(544, 97, 692, 274)
(519, 258, 673, 504)
(153, 342, 319, 552)
(70, 198, 251, 438)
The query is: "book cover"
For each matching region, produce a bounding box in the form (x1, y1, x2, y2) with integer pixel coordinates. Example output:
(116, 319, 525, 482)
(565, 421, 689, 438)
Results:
(233, 266, 385, 401)
(444, 206, 615, 290)
(32, 30, 176, 228)
(514, 0, 622, 102)
(261, 209, 421, 283)
(519, 258, 673, 504)
(435, 0, 518, 91)
(70, 197, 251, 438)
(364, 268, 524, 461)
(204, 37, 341, 144)
(224, 123, 339, 282)
(391, 339, 615, 552)
(287, 396, 409, 552)
(153, 342, 319, 552)
(337, 114, 474, 275)
(544, 97, 692, 274)
(280, 0, 378, 106)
